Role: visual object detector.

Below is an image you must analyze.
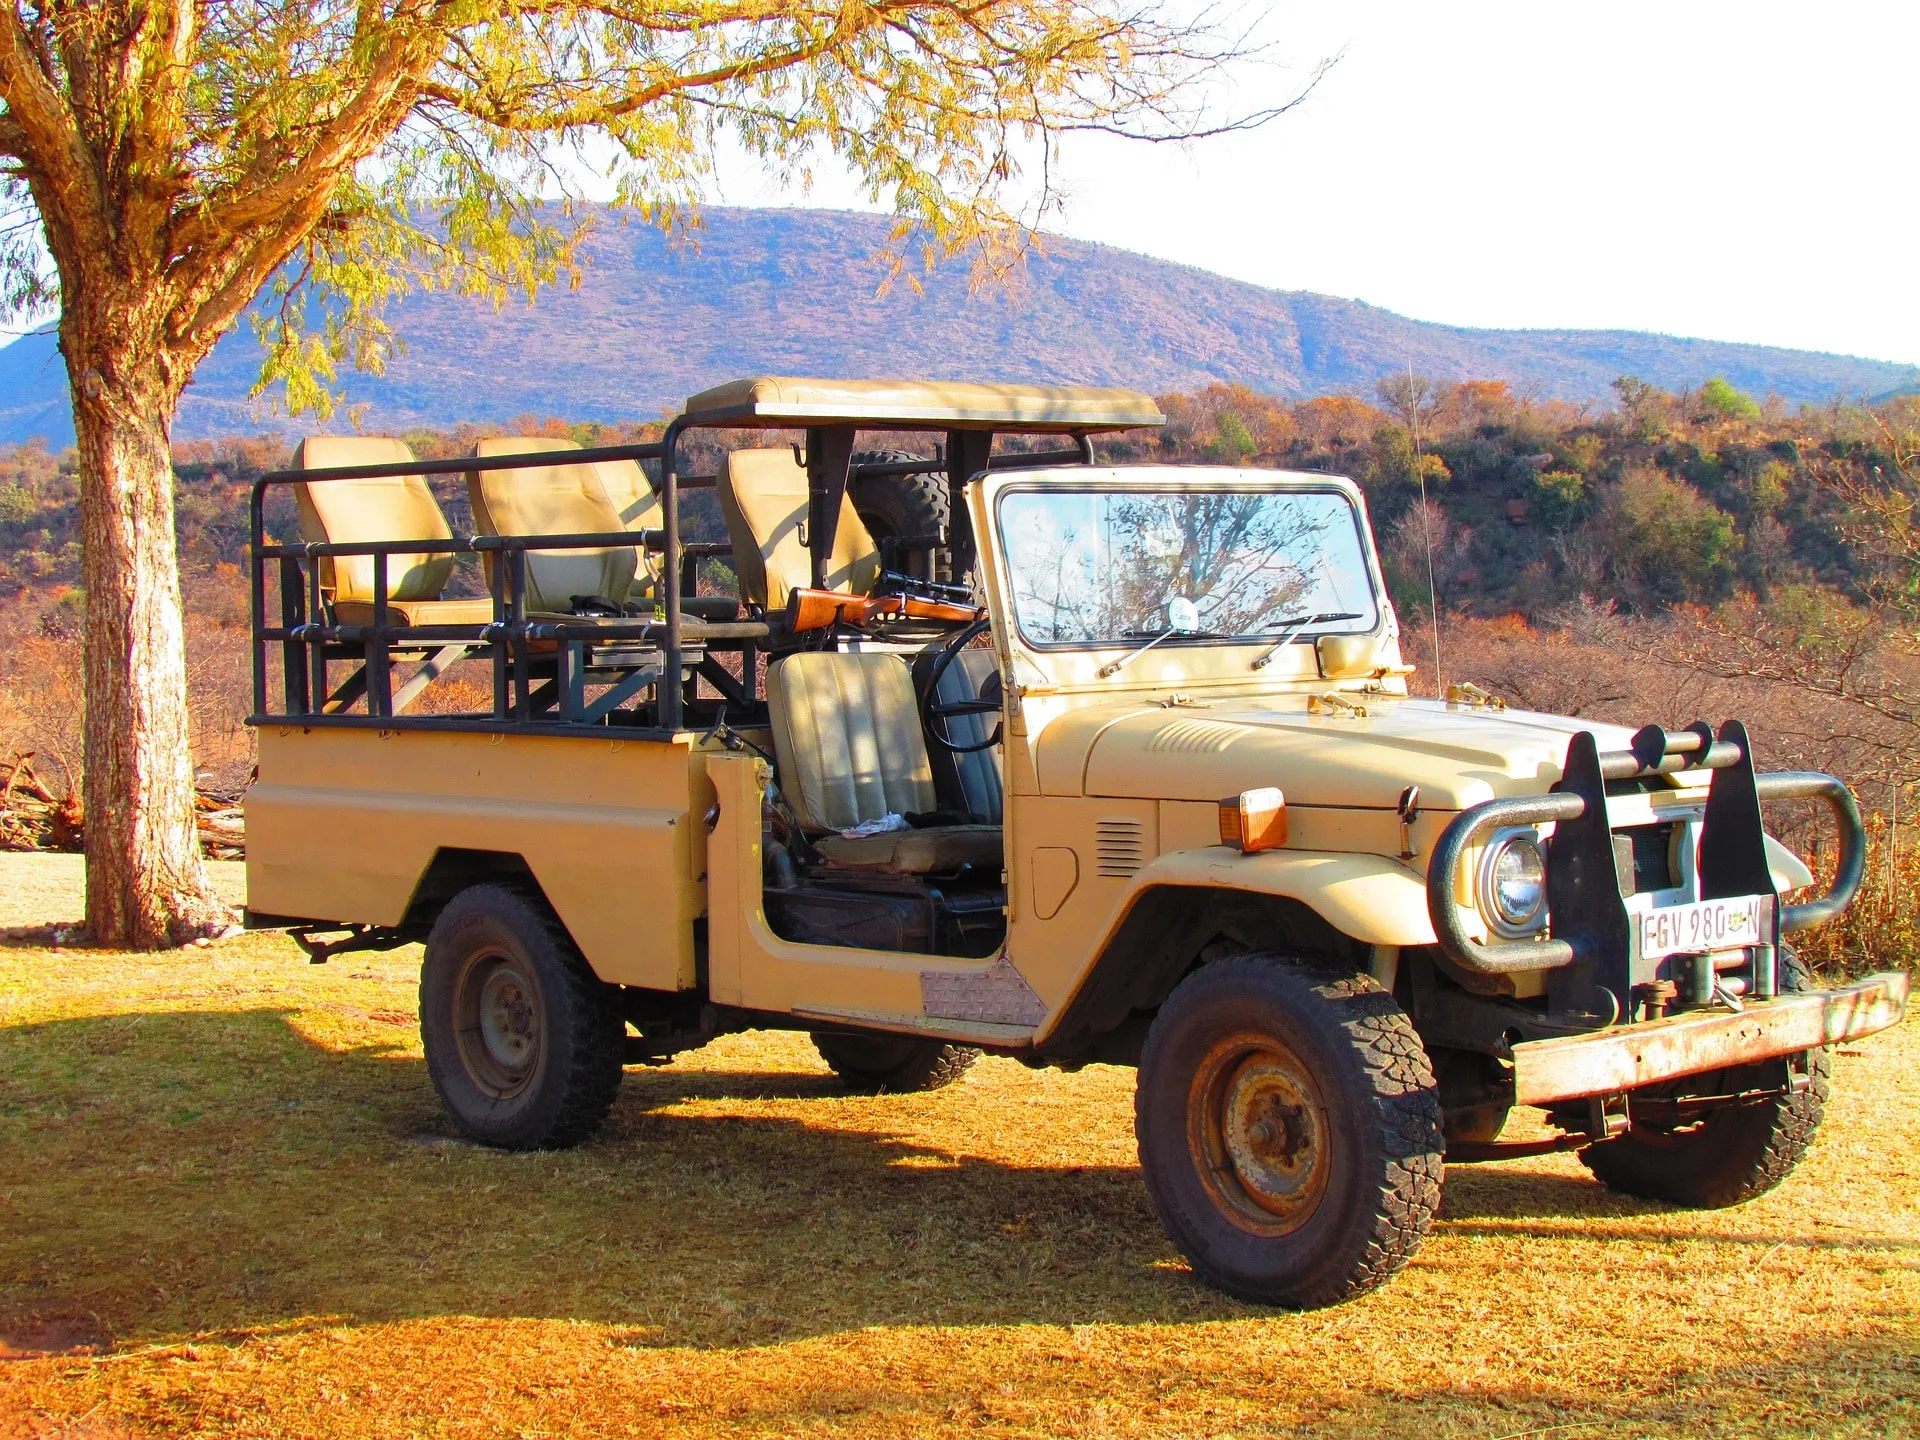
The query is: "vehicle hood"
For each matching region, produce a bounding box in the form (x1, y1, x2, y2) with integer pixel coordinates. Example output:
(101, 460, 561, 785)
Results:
(1043, 696, 1648, 811)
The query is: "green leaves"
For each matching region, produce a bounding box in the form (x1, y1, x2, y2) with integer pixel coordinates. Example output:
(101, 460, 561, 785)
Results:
(1698, 376, 1762, 423)
(6, 0, 1260, 416)
(1604, 466, 1740, 606)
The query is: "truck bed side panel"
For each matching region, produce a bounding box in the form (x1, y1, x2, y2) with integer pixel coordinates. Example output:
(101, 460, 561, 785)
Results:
(246, 727, 703, 989)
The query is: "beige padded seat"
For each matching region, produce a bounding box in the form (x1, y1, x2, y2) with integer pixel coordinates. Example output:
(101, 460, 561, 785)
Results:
(811, 825, 1002, 872)
(767, 651, 1001, 873)
(594, 450, 662, 533)
(294, 437, 492, 627)
(717, 447, 880, 611)
(467, 437, 639, 614)
(493, 436, 666, 602)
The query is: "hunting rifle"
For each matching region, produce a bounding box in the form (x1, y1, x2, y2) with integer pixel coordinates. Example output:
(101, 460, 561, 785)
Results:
(785, 587, 983, 632)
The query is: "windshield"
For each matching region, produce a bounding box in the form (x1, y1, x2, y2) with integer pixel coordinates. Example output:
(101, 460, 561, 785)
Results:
(996, 485, 1380, 647)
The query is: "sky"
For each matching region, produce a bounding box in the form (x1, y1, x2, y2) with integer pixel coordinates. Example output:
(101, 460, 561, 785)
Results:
(710, 0, 1919, 365)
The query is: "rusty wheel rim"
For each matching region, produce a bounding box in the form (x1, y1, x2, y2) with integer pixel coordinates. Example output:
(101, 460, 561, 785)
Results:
(454, 950, 541, 1099)
(1187, 1031, 1331, 1236)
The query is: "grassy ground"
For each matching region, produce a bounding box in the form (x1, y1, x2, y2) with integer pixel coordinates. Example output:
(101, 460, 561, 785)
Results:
(0, 855, 1914, 1439)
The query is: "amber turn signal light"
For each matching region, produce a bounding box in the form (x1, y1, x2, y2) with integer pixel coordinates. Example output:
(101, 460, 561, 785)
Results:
(1219, 787, 1287, 853)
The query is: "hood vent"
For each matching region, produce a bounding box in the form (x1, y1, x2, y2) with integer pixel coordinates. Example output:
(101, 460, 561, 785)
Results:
(1096, 819, 1147, 877)
(1145, 719, 1255, 754)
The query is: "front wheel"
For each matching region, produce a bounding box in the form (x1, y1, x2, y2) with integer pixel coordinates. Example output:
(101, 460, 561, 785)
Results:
(1579, 947, 1829, 1207)
(1135, 954, 1444, 1309)
(420, 884, 625, 1149)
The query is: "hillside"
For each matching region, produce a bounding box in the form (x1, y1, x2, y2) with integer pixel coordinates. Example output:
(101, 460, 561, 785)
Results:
(3, 206, 1916, 447)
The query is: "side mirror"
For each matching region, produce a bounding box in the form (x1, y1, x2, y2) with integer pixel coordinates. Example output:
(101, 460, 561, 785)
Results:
(1316, 631, 1382, 679)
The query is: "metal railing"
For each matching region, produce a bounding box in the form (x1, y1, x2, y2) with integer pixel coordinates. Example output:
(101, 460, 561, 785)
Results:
(248, 439, 727, 732)
(250, 426, 1104, 734)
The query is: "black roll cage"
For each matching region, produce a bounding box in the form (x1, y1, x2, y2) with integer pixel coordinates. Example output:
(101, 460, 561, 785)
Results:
(248, 419, 1098, 736)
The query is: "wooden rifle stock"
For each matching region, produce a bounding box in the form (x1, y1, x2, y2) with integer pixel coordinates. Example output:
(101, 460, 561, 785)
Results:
(785, 588, 982, 632)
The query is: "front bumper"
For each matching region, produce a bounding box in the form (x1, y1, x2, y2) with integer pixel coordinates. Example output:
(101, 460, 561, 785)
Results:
(1510, 970, 1909, 1105)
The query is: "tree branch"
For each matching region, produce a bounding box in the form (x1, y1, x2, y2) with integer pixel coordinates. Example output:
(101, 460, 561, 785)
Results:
(0, 7, 107, 258)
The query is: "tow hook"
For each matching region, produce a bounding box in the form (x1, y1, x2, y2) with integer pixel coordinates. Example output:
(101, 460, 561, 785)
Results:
(1588, 1093, 1630, 1141)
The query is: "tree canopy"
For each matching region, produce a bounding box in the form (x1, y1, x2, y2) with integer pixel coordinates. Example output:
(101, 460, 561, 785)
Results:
(3, 0, 1283, 414)
(0, 0, 1291, 947)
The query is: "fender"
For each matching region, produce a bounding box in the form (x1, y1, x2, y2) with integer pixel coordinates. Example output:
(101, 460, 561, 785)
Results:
(1110, 845, 1438, 948)
(1765, 834, 1814, 892)
(1029, 846, 1436, 1056)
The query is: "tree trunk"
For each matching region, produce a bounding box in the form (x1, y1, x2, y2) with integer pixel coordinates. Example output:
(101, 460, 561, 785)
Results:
(68, 334, 233, 948)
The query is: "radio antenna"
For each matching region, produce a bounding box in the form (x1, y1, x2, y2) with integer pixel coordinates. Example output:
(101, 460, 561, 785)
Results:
(1409, 363, 1445, 696)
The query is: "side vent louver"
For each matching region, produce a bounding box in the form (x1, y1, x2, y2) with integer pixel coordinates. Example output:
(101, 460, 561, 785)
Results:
(1096, 819, 1147, 878)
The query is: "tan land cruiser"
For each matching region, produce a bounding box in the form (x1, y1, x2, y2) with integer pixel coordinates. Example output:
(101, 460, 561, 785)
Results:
(244, 376, 1910, 1308)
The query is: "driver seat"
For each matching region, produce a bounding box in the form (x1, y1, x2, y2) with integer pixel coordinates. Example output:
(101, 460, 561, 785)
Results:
(766, 651, 1001, 873)
(917, 646, 1004, 823)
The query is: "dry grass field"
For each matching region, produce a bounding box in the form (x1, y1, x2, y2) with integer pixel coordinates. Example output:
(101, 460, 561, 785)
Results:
(0, 854, 1914, 1440)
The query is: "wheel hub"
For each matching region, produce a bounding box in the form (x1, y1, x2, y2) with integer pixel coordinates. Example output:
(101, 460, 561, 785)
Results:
(1189, 1033, 1331, 1234)
(454, 952, 541, 1097)
(478, 968, 537, 1071)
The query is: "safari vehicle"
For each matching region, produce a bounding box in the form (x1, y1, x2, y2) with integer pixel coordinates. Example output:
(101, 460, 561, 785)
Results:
(244, 375, 1910, 1309)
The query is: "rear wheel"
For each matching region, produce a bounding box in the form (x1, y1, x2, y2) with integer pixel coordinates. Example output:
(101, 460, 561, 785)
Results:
(1135, 953, 1444, 1309)
(420, 884, 624, 1149)
(813, 1032, 978, 1093)
(1579, 946, 1828, 1207)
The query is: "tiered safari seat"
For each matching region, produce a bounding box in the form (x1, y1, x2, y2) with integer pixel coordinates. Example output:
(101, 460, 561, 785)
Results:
(293, 437, 492, 628)
(474, 436, 739, 620)
(767, 651, 1001, 873)
(466, 437, 639, 616)
(717, 447, 881, 612)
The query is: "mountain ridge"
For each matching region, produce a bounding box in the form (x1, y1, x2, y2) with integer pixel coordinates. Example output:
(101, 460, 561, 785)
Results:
(4, 206, 1914, 447)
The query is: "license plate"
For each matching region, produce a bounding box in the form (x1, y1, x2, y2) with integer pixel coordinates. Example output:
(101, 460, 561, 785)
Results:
(1640, 894, 1774, 960)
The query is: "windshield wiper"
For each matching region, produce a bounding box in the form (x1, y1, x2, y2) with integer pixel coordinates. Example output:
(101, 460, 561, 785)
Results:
(1098, 626, 1226, 678)
(1250, 612, 1364, 670)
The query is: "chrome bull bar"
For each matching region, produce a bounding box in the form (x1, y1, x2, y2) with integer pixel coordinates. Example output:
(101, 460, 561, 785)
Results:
(1426, 721, 1867, 991)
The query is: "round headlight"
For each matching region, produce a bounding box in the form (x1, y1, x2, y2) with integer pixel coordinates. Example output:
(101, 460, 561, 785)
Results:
(1482, 832, 1547, 935)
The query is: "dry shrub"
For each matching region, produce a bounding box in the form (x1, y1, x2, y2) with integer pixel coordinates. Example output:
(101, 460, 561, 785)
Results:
(1791, 819, 1920, 978)
(0, 563, 258, 813)
(411, 658, 496, 716)
(0, 618, 85, 794)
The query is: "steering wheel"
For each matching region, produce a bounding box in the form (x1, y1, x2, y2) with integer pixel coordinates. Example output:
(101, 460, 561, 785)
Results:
(921, 616, 1005, 755)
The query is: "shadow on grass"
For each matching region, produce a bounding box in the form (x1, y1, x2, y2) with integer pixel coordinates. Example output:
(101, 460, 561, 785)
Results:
(1277, 1329, 1920, 1440)
(2, 1006, 1219, 1349)
(4, 1004, 1884, 1359)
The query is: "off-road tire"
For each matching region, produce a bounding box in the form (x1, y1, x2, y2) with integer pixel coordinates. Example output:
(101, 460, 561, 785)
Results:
(1135, 953, 1444, 1309)
(420, 883, 624, 1149)
(849, 450, 951, 572)
(1579, 946, 1829, 1207)
(813, 1032, 978, 1093)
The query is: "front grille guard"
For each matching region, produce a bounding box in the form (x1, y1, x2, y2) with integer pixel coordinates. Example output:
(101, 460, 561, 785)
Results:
(1426, 722, 1865, 1018)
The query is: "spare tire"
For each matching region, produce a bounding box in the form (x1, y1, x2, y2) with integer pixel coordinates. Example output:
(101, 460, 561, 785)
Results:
(849, 450, 951, 580)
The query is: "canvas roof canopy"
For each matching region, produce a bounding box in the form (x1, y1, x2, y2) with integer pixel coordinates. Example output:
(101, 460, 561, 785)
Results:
(680, 376, 1166, 432)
